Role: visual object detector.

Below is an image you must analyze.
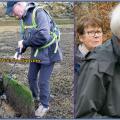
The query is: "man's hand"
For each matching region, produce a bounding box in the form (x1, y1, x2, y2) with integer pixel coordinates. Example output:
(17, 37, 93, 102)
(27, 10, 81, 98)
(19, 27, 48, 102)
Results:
(13, 40, 24, 60)
(18, 40, 24, 49)
(14, 52, 22, 60)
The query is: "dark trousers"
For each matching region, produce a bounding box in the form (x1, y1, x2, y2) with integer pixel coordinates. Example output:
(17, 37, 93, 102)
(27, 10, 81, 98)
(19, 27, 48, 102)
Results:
(28, 62, 54, 108)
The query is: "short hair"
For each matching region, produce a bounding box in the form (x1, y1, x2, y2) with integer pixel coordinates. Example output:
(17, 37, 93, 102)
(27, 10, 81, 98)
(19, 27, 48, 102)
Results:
(77, 15, 103, 35)
(110, 4, 120, 39)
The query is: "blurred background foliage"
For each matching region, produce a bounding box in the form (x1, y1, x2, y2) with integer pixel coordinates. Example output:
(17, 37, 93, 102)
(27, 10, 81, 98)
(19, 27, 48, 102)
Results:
(0, 2, 73, 18)
(0, 2, 74, 26)
(74, 2, 120, 42)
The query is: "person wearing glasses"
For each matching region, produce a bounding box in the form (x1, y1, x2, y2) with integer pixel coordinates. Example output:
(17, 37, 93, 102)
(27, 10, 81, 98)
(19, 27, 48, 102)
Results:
(74, 16, 103, 105)
(75, 4, 120, 118)
(74, 16, 103, 80)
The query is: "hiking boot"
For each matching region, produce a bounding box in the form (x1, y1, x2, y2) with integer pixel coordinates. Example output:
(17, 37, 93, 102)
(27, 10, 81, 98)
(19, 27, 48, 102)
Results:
(35, 104, 49, 118)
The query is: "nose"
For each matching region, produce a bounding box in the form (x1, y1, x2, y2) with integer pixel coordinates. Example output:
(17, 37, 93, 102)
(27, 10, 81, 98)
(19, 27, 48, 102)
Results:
(94, 32, 99, 36)
(94, 34, 99, 38)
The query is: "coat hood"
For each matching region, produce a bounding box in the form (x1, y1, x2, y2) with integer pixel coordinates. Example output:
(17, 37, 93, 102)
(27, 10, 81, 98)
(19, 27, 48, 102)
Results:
(111, 35, 120, 59)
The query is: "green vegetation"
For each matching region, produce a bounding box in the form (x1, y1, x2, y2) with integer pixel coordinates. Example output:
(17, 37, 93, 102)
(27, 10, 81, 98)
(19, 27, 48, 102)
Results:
(3, 74, 34, 117)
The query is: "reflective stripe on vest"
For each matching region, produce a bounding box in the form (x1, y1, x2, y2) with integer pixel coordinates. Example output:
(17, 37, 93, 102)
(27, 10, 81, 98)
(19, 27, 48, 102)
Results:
(21, 6, 60, 57)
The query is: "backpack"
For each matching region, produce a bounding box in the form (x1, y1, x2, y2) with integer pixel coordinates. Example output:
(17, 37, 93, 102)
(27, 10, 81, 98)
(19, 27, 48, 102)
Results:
(21, 6, 60, 57)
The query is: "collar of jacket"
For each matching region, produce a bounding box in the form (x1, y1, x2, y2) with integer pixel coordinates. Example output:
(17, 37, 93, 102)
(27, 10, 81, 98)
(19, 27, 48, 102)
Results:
(22, 2, 36, 18)
(86, 38, 117, 62)
(75, 45, 88, 60)
(78, 44, 89, 57)
(111, 34, 120, 60)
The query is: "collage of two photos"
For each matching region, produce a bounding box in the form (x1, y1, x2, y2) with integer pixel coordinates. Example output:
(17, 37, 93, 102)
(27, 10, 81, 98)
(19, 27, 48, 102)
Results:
(0, 1, 120, 119)
(74, 2, 120, 118)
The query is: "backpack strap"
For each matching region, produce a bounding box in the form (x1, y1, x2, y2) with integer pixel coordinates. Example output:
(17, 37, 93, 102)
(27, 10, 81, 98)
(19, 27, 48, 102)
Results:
(21, 6, 60, 57)
(32, 6, 60, 57)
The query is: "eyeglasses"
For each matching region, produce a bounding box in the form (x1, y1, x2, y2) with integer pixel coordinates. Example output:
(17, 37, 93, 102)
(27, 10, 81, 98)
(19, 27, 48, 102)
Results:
(84, 30, 103, 37)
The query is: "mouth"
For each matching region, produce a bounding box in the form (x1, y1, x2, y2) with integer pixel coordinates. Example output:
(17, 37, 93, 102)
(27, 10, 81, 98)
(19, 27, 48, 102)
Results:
(93, 41, 100, 43)
(92, 41, 101, 46)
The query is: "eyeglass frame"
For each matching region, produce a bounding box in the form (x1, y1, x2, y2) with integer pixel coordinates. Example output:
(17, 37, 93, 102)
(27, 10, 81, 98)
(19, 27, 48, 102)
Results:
(83, 30, 103, 37)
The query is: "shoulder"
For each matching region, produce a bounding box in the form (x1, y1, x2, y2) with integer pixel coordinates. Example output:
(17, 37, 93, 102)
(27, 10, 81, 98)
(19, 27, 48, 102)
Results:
(88, 39, 116, 62)
(84, 40, 116, 76)
(35, 7, 49, 22)
(75, 48, 84, 59)
(35, 7, 46, 16)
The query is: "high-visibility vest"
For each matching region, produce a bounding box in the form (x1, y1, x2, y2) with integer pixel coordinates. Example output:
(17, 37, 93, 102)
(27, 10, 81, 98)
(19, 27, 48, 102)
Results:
(21, 6, 60, 57)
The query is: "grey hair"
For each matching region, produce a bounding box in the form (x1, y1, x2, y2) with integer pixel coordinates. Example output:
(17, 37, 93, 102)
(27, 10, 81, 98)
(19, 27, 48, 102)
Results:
(110, 4, 120, 39)
(19, 2, 28, 7)
(17, 2, 37, 17)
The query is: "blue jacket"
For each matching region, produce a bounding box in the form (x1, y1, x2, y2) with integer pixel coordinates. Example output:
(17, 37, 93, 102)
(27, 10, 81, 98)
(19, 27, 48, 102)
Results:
(22, 6, 63, 64)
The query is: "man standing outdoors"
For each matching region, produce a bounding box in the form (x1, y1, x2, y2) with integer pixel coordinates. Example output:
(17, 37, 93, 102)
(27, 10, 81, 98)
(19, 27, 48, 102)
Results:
(6, 1, 62, 117)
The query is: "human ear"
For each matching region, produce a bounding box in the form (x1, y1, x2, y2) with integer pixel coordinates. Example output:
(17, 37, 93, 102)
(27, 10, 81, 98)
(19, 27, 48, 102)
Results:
(78, 34, 83, 42)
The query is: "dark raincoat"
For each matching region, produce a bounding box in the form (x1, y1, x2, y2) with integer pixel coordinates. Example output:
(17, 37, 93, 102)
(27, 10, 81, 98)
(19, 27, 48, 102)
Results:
(75, 35, 120, 118)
